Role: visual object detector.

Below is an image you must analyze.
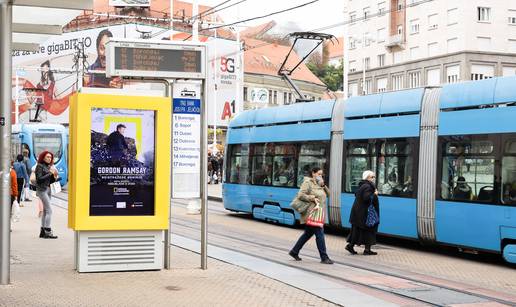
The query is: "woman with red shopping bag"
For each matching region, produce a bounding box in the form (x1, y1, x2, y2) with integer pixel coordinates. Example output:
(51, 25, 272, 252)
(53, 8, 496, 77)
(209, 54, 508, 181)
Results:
(289, 167, 334, 264)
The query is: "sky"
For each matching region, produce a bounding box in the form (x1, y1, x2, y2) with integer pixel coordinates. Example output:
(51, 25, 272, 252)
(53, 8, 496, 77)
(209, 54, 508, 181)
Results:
(199, 0, 345, 36)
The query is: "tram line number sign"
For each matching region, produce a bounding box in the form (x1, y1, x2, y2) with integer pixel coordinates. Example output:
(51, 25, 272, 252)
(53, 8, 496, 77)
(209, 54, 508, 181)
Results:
(106, 38, 206, 79)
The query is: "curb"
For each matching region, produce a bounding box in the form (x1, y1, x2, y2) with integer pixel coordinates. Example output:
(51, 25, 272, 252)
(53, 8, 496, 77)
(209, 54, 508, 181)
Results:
(208, 196, 222, 202)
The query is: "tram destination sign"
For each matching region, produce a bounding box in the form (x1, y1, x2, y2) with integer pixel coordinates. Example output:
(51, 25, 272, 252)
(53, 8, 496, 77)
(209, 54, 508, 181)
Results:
(106, 39, 206, 79)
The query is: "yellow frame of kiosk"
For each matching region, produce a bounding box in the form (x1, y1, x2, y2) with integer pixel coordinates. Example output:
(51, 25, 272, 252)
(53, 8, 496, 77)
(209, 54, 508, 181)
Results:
(69, 93, 171, 230)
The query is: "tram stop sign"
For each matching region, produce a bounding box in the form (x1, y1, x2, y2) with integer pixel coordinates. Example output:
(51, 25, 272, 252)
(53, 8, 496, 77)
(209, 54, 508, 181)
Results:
(105, 38, 206, 79)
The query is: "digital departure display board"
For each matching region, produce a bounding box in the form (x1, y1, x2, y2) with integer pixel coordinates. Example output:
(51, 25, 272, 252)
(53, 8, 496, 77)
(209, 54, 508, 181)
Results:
(114, 48, 202, 73)
(106, 39, 206, 79)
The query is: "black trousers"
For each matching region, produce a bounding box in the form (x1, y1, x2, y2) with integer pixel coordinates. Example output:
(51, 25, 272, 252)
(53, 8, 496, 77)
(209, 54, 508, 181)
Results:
(291, 225, 329, 260)
(16, 178, 24, 201)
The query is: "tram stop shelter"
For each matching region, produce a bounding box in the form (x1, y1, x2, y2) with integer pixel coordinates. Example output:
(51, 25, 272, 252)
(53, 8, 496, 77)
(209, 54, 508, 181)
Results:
(0, 0, 94, 285)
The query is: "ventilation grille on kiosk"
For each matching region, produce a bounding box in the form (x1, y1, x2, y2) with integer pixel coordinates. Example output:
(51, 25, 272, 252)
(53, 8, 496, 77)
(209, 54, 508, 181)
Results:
(78, 231, 163, 272)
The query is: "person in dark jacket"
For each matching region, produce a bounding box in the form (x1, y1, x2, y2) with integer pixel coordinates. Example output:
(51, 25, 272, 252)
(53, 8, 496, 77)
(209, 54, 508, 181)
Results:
(106, 124, 129, 164)
(35, 151, 58, 239)
(13, 154, 29, 206)
(346, 170, 380, 255)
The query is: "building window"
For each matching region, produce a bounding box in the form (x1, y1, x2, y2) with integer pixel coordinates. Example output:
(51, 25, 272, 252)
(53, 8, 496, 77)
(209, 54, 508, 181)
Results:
(477, 36, 491, 50)
(428, 42, 439, 57)
(349, 37, 356, 49)
(409, 46, 419, 60)
(377, 28, 386, 42)
(447, 38, 459, 53)
(349, 60, 357, 72)
(364, 57, 370, 70)
(397, 0, 403, 11)
(427, 68, 441, 86)
(410, 19, 420, 34)
(393, 51, 403, 64)
(446, 65, 460, 83)
(503, 66, 516, 76)
(363, 7, 370, 19)
(378, 1, 386, 15)
(350, 12, 356, 23)
(408, 71, 421, 88)
(288, 92, 293, 103)
(471, 64, 494, 80)
(283, 92, 287, 104)
(378, 54, 386, 67)
(243, 87, 248, 101)
(509, 39, 516, 53)
(428, 14, 438, 30)
(349, 82, 358, 97)
(477, 7, 491, 22)
(397, 25, 403, 35)
(273, 90, 278, 104)
(364, 79, 372, 95)
(268, 90, 273, 104)
(377, 77, 388, 92)
(510, 10, 516, 25)
(447, 8, 458, 25)
(392, 74, 404, 90)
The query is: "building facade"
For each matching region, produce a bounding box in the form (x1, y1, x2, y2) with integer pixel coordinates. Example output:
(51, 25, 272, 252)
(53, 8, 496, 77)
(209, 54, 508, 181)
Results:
(345, 0, 516, 96)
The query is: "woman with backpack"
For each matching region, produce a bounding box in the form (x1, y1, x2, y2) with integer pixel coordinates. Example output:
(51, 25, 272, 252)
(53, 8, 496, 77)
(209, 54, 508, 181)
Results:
(346, 170, 380, 255)
(289, 167, 334, 264)
(35, 151, 59, 239)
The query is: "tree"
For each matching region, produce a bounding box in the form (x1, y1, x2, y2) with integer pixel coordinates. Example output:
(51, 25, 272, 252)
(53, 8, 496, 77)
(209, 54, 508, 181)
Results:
(307, 55, 343, 92)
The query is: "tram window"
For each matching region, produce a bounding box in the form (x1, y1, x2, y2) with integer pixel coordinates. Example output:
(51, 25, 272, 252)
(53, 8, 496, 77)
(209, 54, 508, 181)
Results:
(344, 142, 376, 193)
(11, 134, 22, 161)
(377, 141, 414, 197)
(228, 144, 250, 184)
(272, 144, 297, 187)
(250, 143, 274, 186)
(297, 143, 328, 187)
(33, 133, 62, 163)
(440, 137, 495, 202)
(501, 140, 516, 205)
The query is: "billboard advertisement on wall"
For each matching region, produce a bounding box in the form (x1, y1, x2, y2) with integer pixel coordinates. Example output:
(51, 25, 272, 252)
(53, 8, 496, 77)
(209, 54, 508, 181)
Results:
(206, 37, 244, 128)
(89, 107, 156, 216)
(11, 24, 172, 124)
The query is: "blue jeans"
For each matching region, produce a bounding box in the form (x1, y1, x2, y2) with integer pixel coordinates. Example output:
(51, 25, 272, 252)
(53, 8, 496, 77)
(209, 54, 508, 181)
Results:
(291, 225, 329, 260)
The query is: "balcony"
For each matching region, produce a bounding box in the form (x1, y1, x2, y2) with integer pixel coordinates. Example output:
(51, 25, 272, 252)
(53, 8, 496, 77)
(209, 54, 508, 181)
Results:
(385, 34, 405, 48)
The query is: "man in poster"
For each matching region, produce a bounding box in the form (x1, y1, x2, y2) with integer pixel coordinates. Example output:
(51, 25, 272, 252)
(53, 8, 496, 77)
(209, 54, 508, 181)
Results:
(90, 108, 155, 216)
(106, 124, 129, 165)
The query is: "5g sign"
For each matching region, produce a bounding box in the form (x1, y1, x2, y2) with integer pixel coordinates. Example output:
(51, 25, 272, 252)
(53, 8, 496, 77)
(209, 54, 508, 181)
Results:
(220, 57, 235, 73)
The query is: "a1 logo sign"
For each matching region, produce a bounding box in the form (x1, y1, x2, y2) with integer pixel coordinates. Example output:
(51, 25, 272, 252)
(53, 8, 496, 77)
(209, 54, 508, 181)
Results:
(221, 100, 236, 120)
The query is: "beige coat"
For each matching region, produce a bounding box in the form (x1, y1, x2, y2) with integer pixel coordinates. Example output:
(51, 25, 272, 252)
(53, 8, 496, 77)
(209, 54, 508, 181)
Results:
(297, 177, 330, 224)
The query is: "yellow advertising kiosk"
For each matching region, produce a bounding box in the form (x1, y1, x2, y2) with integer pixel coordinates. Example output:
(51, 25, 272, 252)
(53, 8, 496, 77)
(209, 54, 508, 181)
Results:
(69, 93, 171, 272)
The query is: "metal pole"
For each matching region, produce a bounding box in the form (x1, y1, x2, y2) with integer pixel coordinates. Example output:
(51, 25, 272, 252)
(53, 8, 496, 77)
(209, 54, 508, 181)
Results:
(342, 6, 349, 98)
(212, 29, 217, 153)
(201, 76, 208, 270)
(0, 0, 12, 286)
(164, 80, 172, 270)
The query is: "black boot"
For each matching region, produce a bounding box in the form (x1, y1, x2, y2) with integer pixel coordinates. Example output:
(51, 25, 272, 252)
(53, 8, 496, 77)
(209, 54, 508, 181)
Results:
(363, 245, 377, 255)
(39, 227, 45, 238)
(345, 244, 358, 255)
(43, 228, 58, 239)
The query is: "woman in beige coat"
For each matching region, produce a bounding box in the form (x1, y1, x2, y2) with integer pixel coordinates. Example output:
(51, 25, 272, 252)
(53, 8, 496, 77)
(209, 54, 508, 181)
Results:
(289, 167, 334, 264)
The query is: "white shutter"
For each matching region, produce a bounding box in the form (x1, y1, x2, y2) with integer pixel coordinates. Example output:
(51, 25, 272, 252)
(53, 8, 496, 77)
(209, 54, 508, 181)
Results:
(427, 68, 441, 86)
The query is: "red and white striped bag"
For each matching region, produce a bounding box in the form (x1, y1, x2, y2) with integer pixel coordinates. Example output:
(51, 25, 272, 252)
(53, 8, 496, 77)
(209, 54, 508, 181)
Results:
(306, 207, 325, 228)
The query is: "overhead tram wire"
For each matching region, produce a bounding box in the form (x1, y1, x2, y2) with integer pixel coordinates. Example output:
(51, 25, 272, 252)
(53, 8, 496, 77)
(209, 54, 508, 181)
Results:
(197, 0, 248, 20)
(204, 0, 320, 31)
(190, 0, 233, 21)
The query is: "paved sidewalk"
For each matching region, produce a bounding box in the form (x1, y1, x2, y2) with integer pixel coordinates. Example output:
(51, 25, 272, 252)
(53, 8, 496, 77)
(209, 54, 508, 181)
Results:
(0, 197, 338, 307)
(208, 183, 222, 201)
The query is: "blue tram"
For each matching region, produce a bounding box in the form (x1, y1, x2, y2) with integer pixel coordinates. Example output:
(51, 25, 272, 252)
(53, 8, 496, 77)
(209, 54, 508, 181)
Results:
(11, 123, 68, 185)
(223, 76, 516, 264)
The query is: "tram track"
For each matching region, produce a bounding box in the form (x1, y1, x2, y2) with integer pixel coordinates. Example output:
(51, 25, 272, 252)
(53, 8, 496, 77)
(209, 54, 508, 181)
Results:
(52, 194, 516, 306)
(170, 202, 516, 307)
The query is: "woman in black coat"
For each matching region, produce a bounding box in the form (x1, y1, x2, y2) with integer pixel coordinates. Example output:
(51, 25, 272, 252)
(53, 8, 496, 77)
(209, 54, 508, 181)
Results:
(346, 170, 380, 255)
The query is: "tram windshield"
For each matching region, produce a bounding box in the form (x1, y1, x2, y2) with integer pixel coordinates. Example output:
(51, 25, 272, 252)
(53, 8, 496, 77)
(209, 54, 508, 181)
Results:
(33, 133, 62, 163)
